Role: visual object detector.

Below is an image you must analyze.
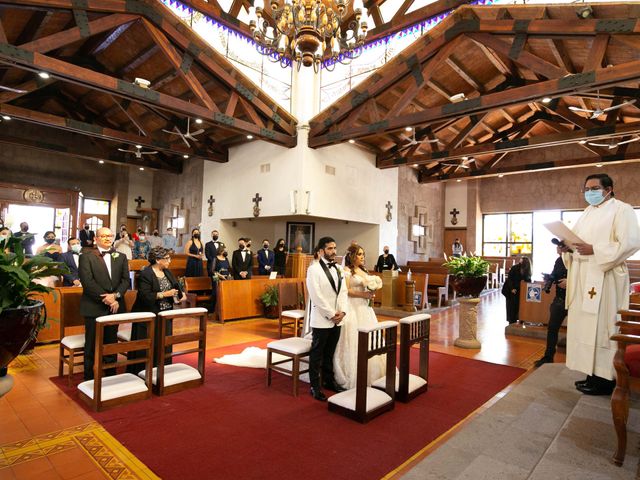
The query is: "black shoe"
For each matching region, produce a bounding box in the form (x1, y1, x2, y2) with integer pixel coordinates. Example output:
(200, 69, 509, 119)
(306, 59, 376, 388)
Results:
(534, 357, 553, 368)
(574, 376, 592, 388)
(323, 381, 346, 393)
(576, 383, 615, 396)
(310, 387, 327, 401)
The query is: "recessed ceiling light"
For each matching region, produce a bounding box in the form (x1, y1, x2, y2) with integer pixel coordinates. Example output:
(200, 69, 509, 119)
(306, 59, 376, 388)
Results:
(579, 140, 587, 144)
(541, 97, 552, 104)
(348, 139, 355, 144)
(247, 135, 253, 140)
(1, 115, 10, 120)
(596, 163, 603, 168)
(38, 71, 50, 79)
(456, 179, 462, 182)
(135, 144, 142, 149)
(183, 154, 189, 159)
(462, 156, 468, 161)
(498, 174, 504, 178)
(99, 160, 104, 164)
(195, 118, 203, 124)
(413, 164, 418, 167)
(139, 167, 144, 171)
(405, 127, 412, 132)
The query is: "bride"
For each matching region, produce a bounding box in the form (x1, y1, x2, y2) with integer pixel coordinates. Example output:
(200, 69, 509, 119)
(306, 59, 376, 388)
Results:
(333, 244, 385, 390)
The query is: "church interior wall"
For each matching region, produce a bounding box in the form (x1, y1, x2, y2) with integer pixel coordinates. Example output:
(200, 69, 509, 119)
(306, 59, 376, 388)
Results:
(127, 169, 154, 217)
(479, 162, 640, 214)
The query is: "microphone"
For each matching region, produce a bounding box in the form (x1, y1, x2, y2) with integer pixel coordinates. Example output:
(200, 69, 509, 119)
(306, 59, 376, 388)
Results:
(551, 238, 572, 253)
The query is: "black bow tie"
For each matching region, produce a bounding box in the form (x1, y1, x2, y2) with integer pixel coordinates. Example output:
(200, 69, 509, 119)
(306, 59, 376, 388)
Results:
(99, 249, 114, 257)
(327, 261, 337, 268)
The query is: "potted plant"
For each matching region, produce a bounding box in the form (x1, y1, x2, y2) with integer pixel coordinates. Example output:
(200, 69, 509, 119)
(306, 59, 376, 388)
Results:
(443, 254, 490, 297)
(0, 235, 69, 373)
(259, 285, 279, 319)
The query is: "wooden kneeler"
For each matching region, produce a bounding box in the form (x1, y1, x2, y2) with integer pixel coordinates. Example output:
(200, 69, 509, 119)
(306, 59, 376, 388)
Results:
(139, 307, 208, 396)
(328, 321, 398, 423)
(77, 312, 155, 412)
(398, 314, 430, 402)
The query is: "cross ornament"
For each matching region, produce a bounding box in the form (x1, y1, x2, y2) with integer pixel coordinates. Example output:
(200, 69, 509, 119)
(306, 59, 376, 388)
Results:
(207, 195, 215, 217)
(588, 287, 597, 299)
(134, 196, 145, 209)
(252, 193, 263, 218)
(385, 201, 393, 222)
(450, 208, 460, 225)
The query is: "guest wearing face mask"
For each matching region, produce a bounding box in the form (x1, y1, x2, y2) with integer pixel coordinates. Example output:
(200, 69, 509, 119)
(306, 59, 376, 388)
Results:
(36, 231, 63, 257)
(14, 222, 35, 255)
(133, 231, 151, 260)
(232, 237, 252, 280)
(61, 237, 83, 286)
(209, 245, 231, 313)
(273, 238, 287, 276)
(257, 239, 275, 275)
(205, 229, 225, 277)
(184, 228, 204, 277)
(375, 246, 398, 272)
(114, 228, 134, 260)
(163, 227, 177, 252)
(79, 223, 95, 249)
(148, 229, 163, 249)
(0, 227, 12, 253)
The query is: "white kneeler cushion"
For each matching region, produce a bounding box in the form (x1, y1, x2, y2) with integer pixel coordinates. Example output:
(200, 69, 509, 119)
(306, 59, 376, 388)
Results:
(328, 387, 392, 412)
(78, 373, 148, 401)
(281, 309, 305, 319)
(267, 337, 312, 355)
(61, 334, 85, 349)
(138, 363, 201, 386)
(371, 373, 427, 393)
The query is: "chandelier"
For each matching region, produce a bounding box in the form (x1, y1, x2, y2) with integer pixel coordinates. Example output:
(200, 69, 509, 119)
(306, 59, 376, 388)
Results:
(249, 0, 367, 71)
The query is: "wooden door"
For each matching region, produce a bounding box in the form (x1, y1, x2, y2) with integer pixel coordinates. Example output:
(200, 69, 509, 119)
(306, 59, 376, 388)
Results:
(444, 228, 467, 257)
(79, 214, 109, 234)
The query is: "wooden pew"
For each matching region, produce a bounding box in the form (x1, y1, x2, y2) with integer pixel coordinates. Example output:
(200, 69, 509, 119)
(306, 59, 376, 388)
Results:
(427, 273, 450, 308)
(370, 272, 429, 310)
(183, 277, 213, 310)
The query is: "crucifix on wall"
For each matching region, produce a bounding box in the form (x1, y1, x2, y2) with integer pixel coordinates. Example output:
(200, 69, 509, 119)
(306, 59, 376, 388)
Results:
(385, 201, 393, 222)
(135, 195, 145, 210)
(208, 195, 215, 217)
(252, 193, 262, 217)
(450, 208, 460, 225)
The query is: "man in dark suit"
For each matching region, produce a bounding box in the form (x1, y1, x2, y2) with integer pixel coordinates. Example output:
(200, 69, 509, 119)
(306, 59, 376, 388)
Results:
(79, 227, 130, 380)
(79, 224, 95, 249)
(13, 222, 35, 255)
(231, 237, 252, 280)
(60, 237, 83, 286)
(257, 239, 275, 275)
(205, 229, 225, 276)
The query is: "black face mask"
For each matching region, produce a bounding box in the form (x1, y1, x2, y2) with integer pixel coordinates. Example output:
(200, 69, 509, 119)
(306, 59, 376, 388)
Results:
(212, 235, 219, 241)
(45, 238, 55, 244)
(384, 249, 389, 254)
(84, 226, 89, 230)
(153, 232, 159, 236)
(222, 251, 228, 257)
(263, 244, 269, 249)
(193, 234, 200, 239)
(239, 244, 244, 250)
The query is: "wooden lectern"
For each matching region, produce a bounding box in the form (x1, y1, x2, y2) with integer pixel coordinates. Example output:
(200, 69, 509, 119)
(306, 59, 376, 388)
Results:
(381, 270, 398, 308)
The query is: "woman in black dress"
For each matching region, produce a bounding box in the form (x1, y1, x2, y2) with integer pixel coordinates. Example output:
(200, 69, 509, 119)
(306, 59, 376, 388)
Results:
(184, 228, 204, 277)
(502, 256, 532, 324)
(209, 245, 231, 313)
(273, 238, 287, 276)
(128, 247, 185, 373)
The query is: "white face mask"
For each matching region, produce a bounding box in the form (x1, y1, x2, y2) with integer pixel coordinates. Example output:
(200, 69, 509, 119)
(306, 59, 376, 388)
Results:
(0, 234, 8, 241)
(71, 244, 82, 254)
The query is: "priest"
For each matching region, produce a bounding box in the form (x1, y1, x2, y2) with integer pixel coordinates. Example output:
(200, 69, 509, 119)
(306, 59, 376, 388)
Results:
(562, 173, 640, 395)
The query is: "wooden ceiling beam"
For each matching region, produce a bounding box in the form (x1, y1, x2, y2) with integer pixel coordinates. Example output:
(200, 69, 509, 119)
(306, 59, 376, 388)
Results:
(582, 34, 609, 73)
(311, 59, 640, 148)
(545, 38, 575, 73)
(446, 56, 484, 93)
(117, 44, 159, 76)
(445, 113, 487, 150)
(87, 20, 135, 57)
(0, 45, 294, 146)
(379, 121, 640, 168)
(141, 19, 218, 113)
(110, 96, 148, 136)
(0, 76, 55, 103)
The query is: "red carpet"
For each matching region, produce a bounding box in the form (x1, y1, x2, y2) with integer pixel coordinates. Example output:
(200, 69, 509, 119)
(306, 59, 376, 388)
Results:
(52, 341, 524, 480)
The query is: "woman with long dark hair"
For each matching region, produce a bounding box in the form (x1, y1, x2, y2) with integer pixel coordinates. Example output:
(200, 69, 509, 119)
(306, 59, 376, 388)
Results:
(273, 238, 287, 276)
(184, 227, 204, 277)
(502, 256, 532, 324)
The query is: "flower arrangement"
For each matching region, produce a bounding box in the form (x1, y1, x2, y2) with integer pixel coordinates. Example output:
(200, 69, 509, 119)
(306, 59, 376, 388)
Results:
(366, 275, 383, 306)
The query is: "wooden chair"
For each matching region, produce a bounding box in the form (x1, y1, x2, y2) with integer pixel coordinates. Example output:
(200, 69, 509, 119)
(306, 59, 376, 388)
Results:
(58, 287, 85, 385)
(266, 303, 312, 396)
(183, 276, 213, 309)
(138, 307, 208, 396)
(116, 290, 139, 343)
(328, 321, 398, 423)
(277, 281, 305, 338)
(77, 312, 155, 412)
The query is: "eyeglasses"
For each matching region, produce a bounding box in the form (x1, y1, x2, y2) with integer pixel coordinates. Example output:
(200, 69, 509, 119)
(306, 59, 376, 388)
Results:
(582, 186, 603, 192)
(98, 234, 114, 238)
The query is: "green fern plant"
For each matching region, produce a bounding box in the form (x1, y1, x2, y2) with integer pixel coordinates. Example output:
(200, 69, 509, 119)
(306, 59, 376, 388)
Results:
(443, 254, 490, 279)
(259, 285, 279, 307)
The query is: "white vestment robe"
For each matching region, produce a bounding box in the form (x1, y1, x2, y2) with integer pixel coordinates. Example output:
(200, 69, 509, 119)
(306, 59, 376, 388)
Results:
(564, 198, 640, 380)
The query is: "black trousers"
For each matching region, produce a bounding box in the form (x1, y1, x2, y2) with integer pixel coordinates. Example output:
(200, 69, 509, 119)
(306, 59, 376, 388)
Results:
(543, 297, 567, 360)
(83, 317, 117, 381)
(309, 326, 341, 390)
(505, 293, 520, 324)
(126, 317, 173, 374)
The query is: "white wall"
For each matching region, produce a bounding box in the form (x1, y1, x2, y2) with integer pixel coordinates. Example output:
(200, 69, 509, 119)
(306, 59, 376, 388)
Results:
(444, 182, 468, 228)
(127, 169, 154, 216)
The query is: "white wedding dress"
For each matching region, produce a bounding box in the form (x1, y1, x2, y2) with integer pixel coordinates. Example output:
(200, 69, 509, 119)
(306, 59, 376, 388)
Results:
(333, 271, 386, 390)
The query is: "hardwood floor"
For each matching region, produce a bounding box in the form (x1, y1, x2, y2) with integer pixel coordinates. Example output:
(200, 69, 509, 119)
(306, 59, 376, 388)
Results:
(0, 290, 560, 479)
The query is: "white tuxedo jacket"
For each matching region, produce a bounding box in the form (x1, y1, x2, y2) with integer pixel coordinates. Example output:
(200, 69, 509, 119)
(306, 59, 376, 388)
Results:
(306, 259, 349, 329)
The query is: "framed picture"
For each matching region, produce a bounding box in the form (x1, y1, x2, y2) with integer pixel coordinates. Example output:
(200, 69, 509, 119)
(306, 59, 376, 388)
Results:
(526, 284, 542, 303)
(414, 292, 423, 308)
(286, 222, 315, 254)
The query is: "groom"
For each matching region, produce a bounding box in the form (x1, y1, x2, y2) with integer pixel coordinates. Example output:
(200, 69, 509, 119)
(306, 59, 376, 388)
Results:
(306, 237, 348, 401)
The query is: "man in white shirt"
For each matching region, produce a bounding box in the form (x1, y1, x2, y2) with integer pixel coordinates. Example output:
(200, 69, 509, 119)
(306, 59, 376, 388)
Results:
(60, 237, 82, 286)
(162, 227, 177, 251)
(306, 237, 349, 401)
(148, 229, 163, 248)
(232, 237, 252, 279)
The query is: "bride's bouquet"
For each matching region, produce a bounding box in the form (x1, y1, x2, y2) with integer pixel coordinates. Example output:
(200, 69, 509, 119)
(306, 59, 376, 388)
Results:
(365, 275, 383, 307)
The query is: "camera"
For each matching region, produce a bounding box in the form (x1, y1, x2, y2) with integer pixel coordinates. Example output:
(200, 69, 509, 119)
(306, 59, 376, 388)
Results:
(542, 273, 557, 294)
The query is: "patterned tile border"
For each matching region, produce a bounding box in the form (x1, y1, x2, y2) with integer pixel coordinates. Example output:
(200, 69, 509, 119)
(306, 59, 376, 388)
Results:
(0, 422, 158, 479)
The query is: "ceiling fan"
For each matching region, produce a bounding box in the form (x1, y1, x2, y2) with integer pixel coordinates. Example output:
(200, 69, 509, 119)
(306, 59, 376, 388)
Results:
(398, 129, 441, 150)
(441, 157, 476, 170)
(117, 145, 158, 159)
(0, 85, 27, 94)
(162, 117, 204, 147)
(587, 135, 640, 149)
(568, 91, 637, 119)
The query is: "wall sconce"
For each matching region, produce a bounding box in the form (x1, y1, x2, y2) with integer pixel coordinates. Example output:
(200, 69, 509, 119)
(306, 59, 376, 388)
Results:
(305, 190, 312, 215)
(290, 190, 298, 214)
